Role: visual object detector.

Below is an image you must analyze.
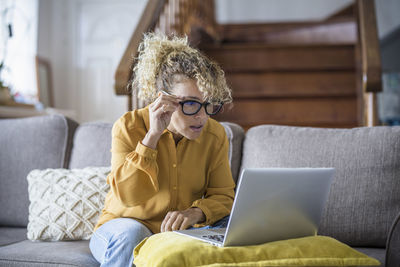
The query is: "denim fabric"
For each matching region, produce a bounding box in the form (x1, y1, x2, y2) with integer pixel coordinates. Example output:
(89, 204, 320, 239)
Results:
(89, 218, 153, 267)
(89, 216, 230, 267)
(189, 216, 230, 230)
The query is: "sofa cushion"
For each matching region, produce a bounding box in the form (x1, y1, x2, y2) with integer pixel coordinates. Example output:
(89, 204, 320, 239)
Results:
(241, 125, 400, 247)
(220, 122, 245, 183)
(133, 232, 380, 267)
(0, 115, 78, 227)
(0, 240, 98, 267)
(386, 211, 400, 267)
(0, 227, 27, 246)
(27, 167, 110, 241)
(69, 122, 113, 169)
(355, 248, 385, 267)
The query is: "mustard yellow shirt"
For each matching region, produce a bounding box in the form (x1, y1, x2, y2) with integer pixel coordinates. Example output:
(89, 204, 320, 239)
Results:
(95, 107, 235, 234)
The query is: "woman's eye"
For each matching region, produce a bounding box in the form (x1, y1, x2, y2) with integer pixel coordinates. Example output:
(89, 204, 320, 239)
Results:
(185, 101, 197, 106)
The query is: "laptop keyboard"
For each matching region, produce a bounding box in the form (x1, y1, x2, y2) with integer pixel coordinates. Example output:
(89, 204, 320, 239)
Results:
(202, 234, 225, 242)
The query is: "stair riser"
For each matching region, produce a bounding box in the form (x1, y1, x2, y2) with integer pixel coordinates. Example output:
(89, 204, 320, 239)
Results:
(226, 71, 356, 98)
(205, 45, 355, 72)
(221, 21, 356, 45)
(214, 97, 358, 128)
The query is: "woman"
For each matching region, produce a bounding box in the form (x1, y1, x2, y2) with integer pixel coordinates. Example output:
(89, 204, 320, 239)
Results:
(89, 33, 235, 267)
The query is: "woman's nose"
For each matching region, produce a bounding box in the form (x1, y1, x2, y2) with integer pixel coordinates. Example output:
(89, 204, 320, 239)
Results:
(194, 106, 208, 119)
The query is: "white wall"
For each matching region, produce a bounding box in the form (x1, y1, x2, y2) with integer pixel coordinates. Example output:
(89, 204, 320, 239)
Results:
(37, 0, 76, 113)
(215, 0, 400, 40)
(215, 0, 353, 24)
(38, 0, 146, 123)
(0, 0, 38, 101)
(375, 0, 400, 39)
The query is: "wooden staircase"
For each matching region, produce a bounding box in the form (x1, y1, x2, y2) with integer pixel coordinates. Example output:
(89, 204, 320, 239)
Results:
(114, 0, 382, 129)
(202, 17, 358, 129)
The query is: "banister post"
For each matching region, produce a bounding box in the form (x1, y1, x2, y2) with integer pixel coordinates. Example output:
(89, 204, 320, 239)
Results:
(356, 0, 382, 126)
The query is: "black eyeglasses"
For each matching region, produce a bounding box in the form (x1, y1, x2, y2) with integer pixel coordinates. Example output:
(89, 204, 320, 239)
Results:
(179, 100, 223, 116)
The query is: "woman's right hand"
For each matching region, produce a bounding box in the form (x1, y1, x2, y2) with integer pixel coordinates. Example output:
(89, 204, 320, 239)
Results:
(142, 92, 180, 149)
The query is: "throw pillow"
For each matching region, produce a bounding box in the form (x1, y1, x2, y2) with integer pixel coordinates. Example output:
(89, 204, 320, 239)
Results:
(27, 167, 110, 241)
(133, 232, 380, 267)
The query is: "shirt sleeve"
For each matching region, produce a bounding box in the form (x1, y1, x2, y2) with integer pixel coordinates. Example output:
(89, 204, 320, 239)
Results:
(107, 118, 160, 207)
(191, 133, 235, 226)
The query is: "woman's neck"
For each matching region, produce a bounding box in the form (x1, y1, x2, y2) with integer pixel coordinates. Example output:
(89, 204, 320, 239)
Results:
(172, 132, 183, 145)
(167, 126, 183, 145)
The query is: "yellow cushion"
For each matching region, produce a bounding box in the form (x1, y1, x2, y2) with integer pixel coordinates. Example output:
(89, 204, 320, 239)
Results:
(133, 232, 380, 267)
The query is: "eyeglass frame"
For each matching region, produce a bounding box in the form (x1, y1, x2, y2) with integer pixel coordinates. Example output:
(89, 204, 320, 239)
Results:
(179, 100, 223, 116)
(161, 89, 223, 116)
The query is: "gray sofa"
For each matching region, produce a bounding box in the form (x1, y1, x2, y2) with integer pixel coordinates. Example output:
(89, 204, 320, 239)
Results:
(0, 114, 399, 267)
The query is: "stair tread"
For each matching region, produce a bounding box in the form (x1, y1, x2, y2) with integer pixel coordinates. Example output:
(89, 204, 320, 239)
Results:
(219, 17, 356, 30)
(202, 42, 355, 50)
(216, 17, 357, 45)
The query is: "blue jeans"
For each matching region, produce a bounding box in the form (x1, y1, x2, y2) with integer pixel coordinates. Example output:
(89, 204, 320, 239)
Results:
(89, 218, 153, 267)
(89, 216, 229, 267)
(188, 215, 229, 230)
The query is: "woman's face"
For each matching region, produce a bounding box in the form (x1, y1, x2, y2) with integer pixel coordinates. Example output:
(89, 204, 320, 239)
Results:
(167, 78, 209, 141)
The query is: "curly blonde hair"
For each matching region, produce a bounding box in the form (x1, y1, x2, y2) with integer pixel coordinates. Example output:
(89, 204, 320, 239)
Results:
(132, 33, 232, 104)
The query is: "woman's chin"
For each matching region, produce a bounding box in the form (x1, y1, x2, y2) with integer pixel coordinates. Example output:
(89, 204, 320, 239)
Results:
(184, 128, 202, 140)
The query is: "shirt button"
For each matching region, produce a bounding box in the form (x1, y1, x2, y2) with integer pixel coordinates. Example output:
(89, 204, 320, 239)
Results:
(152, 153, 156, 158)
(172, 164, 177, 168)
(173, 186, 177, 190)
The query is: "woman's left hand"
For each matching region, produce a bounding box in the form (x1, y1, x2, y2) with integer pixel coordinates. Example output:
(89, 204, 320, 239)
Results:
(160, 207, 205, 232)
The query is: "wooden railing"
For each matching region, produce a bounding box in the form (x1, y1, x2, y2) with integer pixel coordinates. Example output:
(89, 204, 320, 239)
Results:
(356, 0, 382, 126)
(114, 0, 218, 110)
(156, 0, 218, 40)
(115, 0, 382, 127)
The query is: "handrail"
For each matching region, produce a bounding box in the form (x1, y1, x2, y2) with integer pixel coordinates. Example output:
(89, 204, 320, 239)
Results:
(357, 0, 382, 93)
(356, 0, 382, 126)
(114, 0, 166, 97)
(114, 0, 219, 111)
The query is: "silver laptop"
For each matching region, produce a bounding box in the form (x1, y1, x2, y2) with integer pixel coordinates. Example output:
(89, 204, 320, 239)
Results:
(174, 168, 334, 247)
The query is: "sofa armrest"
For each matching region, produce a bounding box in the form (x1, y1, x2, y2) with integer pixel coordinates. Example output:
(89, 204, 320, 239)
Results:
(386, 211, 400, 267)
(220, 122, 245, 184)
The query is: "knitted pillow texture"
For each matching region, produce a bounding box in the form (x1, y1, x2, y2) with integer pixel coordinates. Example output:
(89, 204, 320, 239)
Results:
(27, 167, 110, 241)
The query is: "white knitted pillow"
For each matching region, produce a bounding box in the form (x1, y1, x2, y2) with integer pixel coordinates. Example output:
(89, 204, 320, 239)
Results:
(27, 167, 110, 241)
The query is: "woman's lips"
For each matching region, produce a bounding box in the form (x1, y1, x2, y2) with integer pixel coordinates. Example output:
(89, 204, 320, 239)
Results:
(190, 125, 204, 132)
